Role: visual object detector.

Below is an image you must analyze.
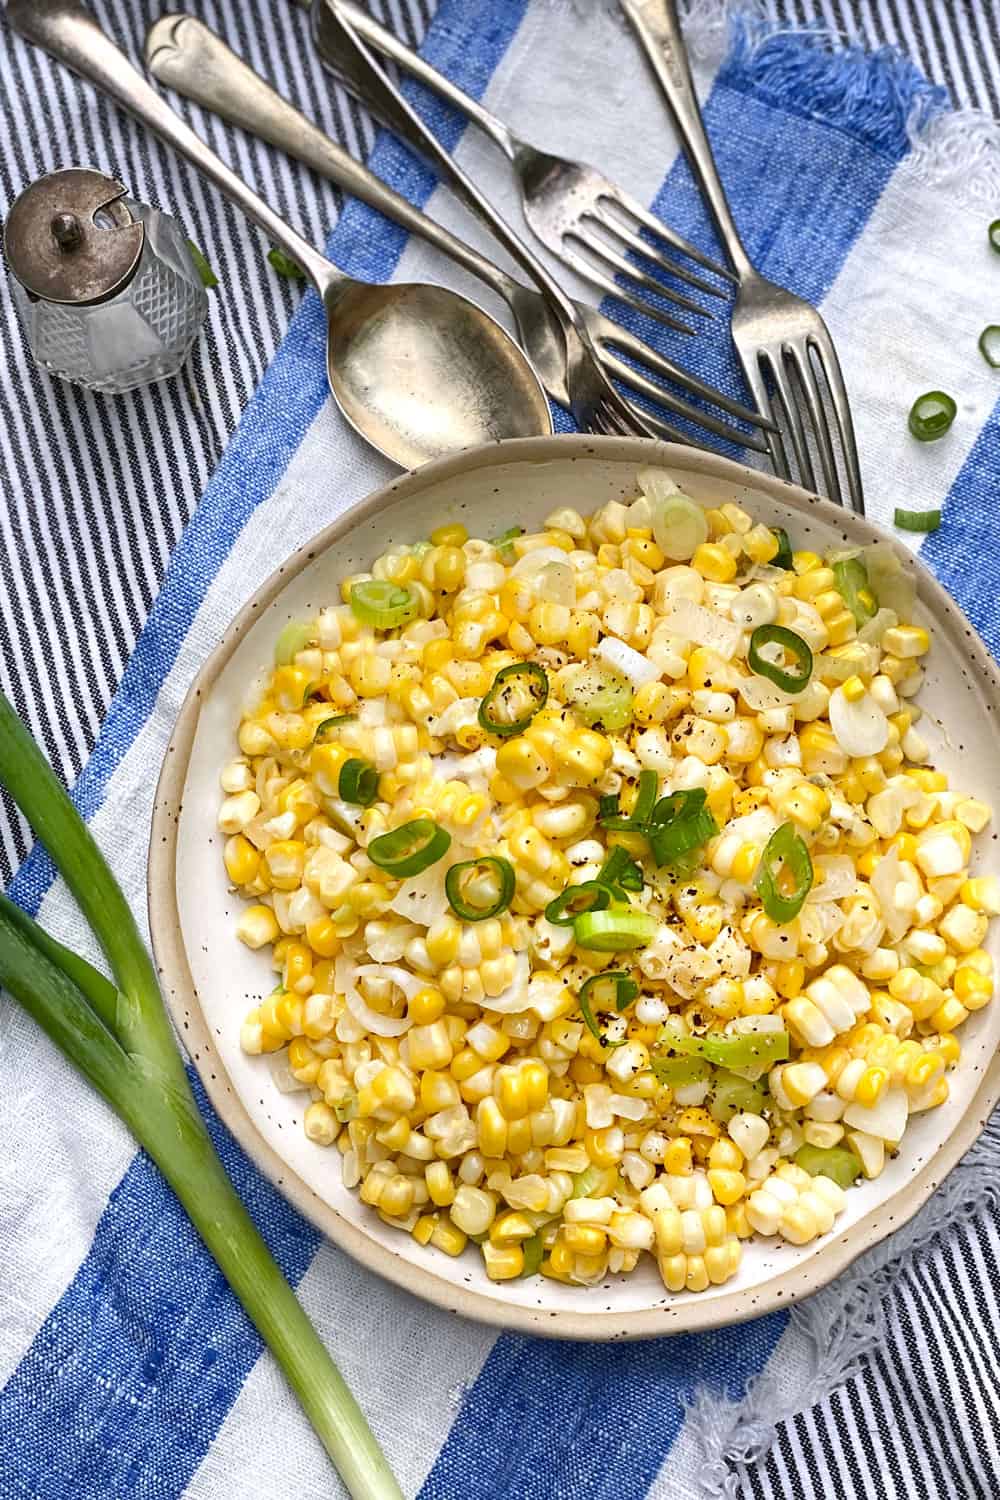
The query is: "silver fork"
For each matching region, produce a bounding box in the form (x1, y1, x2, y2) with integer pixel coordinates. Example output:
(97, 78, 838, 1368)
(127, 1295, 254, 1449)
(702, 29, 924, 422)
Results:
(292, 0, 735, 333)
(306, 1, 669, 440)
(146, 13, 772, 453)
(622, 0, 865, 514)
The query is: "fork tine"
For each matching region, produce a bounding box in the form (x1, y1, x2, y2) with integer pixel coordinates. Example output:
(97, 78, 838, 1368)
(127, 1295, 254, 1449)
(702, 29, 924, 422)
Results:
(736, 352, 793, 483)
(589, 205, 725, 299)
(561, 245, 696, 333)
(784, 343, 842, 507)
(598, 321, 778, 431)
(808, 329, 865, 516)
(601, 349, 770, 454)
(762, 348, 817, 492)
(569, 227, 712, 320)
(608, 185, 737, 284)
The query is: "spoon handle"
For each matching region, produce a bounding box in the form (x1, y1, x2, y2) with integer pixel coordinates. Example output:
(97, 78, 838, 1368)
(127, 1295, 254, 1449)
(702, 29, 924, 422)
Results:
(145, 14, 517, 306)
(312, 0, 577, 328)
(6, 0, 340, 295)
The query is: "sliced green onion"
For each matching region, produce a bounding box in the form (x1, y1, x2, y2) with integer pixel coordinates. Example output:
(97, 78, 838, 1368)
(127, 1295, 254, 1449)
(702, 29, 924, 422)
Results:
(186, 239, 218, 288)
(338, 758, 379, 807)
(333, 1092, 358, 1123)
(490, 525, 523, 562)
(314, 714, 356, 740)
(573, 909, 657, 951)
(562, 662, 633, 734)
(267, 247, 307, 280)
(350, 580, 418, 631)
(649, 491, 710, 561)
(770, 527, 794, 570)
(658, 1023, 790, 1071)
(647, 789, 717, 868)
(832, 557, 877, 627)
(908, 390, 956, 442)
(478, 661, 548, 738)
(708, 1069, 766, 1122)
(571, 1164, 610, 1199)
(894, 507, 941, 534)
(650, 1054, 711, 1088)
(445, 856, 515, 921)
(748, 623, 813, 694)
(595, 845, 644, 894)
(990, 220, 1000, 254)
(520, 1232, 545, 1277)
(0, 692, 401, 1497)
(599, 769, 658, 830)
(274, 618, 314, 665)
(578, 970, 638, 1045)
(754, 820, 813, 924)
(794, 1143, 860, 1190)
(544, 881, 610, 927)
(367, 818, 451, 878)
(979, 325, 1000, 368)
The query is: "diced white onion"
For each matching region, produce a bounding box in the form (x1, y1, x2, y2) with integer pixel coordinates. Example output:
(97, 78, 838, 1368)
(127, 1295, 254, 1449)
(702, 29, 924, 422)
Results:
(343, 963, 423, 1037)
(478, 953, 533, 1014)
(870, 847, 911, 942)
(858, 607, 898, 645)
(660, 599, 741, 660)
(829, 684, 890, 757)
(511, 546, 568, 577)
(807, 854, 858, 903)
(737, 673, 799, 711)
(537, 561, 575, 606)
(593, 635, 659, 689)
(267, 1053, 308, 1094)
(863, 545, 917, 618)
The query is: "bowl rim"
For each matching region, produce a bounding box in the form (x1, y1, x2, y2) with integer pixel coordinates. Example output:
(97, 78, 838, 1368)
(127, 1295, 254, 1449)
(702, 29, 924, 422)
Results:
(149, 435, 1000, 1340)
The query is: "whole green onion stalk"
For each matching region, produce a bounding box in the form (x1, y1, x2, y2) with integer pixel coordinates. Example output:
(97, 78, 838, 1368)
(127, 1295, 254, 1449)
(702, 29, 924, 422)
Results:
(0, 690, 401, 1500)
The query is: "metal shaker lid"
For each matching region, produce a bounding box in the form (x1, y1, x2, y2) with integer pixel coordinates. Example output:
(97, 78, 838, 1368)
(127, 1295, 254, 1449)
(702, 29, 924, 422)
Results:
(3, 167, 145, 305)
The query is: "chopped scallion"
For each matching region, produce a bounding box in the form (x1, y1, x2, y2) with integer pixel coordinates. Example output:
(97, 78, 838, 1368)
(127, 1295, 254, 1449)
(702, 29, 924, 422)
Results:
(908, 390, 956, 442)
(894, 508, 941, 534)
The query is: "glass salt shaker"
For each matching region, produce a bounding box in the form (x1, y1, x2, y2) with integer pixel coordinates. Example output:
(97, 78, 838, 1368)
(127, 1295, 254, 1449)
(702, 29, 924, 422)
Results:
(3, 166, 208, 394)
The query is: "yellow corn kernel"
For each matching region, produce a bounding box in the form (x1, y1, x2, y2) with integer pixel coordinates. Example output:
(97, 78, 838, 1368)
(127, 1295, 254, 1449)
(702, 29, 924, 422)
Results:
(287, 1036, 321, 1085)
(430, 522, 468, 547)
(707, 1169, 746, 1206)
(563, 1224, 607, 1256)
(882, 624, 930, 659)
(664, 1137, 693, 1175)
(477, 1096, 509, 1157)
(690, 542, 738, 583)
(960, 877, 1000, 915)
(412, 1214, 437, 1247)
(425, 1161, 456, 1208)
(237, 904, 280, 949)
(490, 1211, 535, 1246)
(282, 942, 312, 992)
(430, 1221, 468, 1257)
(929, 996, 968, 1033)
(495, 737, 550, 791)
(224, 834, 260, 886)
(743, 524, 780, 564)
(303, 1100, 338, 1146)
(841, 674, 866, 703)
(585, 1127, 624, 1168)
(409, 985, 446, 1025)
(954, 964, 993, 1010)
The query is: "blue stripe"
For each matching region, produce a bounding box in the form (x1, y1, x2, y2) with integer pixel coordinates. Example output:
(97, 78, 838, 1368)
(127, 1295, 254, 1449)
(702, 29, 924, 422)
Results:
(920, 400, 1000, 654)
(419, 1317, 785, 1500)
(420, 27, 944, 1500)
(0, 3, 528, 1495)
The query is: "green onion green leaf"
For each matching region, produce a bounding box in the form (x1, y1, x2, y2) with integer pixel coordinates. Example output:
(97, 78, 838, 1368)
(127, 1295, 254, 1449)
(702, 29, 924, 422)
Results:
(894, 508, 941, 534)
(267, 247, 307, 280)
(908, 390, 956, 442)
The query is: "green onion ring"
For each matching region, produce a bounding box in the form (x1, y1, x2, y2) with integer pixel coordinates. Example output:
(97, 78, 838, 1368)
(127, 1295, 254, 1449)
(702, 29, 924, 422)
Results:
(350, 579, 419, 630)
(445, 857, 515, 921)
(748, 623, 813, 694)
(770, 527, 794, 570)
(979, 325, 1000, 368)
(544, 881, 610, 927)
(573, 909, 657, 952)
(754, 820, 813, 924)
(314, 714, 357, 740)
(338, 758, 379, 807)
(367, 818, 451, 878)
(908, 390, 956, 443)
(832, 557, 877, 627)
(894, 508, 942, 534)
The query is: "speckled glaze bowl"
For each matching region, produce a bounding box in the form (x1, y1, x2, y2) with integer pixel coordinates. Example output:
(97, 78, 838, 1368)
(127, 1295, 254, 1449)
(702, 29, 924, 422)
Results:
(149, 437, 1000, 1339)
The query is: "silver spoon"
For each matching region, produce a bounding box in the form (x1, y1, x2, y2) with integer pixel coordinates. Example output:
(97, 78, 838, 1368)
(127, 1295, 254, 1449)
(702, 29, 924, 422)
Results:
(145, 13, 770, 452)
(6, 0, 553, 469)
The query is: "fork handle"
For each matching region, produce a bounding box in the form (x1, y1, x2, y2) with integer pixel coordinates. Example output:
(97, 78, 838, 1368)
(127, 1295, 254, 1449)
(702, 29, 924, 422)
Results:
(311, 0, 576, 325)
(621, 0, 753, 278)
(290, 0, 520, 160)
(145, 13, 519, 306)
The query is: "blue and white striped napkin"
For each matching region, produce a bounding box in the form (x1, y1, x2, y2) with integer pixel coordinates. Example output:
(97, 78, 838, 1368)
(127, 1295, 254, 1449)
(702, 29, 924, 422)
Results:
(2, 3, 1000, 1497)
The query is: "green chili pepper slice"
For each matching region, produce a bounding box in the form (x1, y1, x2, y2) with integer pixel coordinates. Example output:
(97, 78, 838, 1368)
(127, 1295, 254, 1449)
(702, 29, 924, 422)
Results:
(908, 390, 956, 442)
(748, 623, 813, 694)
(314, 713, 356, 741)
(350, 579, 419, 630)
(708, 1069, 767, 1121)
(794, 1143, 860, 1190)
(367, 818, 451, 878)
(754, 820, 813, 924)
(650, 1054, 712, 1088)
(519, 1232, 545, 1277)
(445, 856, 515, 921)
(658, 1023, 790, 1070)
(338, 758, 379, 807)
(832, 557, 877, 627)
(990, 220, 1000, 255)
(187, 239, 219, 288)
(647, 788, 717, 868)
(478, 661, 549, 738)
(770, 527, 794, 570)
(545, 881, 610, 927)
(578, 970, 639, 1046)
(979, 325, 1000, 368)
(574, 909, 657, 952)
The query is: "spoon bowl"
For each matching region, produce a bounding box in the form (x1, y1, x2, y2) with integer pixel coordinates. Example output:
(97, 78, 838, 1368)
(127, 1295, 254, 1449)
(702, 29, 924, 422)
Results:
(324, 279, 552, 467)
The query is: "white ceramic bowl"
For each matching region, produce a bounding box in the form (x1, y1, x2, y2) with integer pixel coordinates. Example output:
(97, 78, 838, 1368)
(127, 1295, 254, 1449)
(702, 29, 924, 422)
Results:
(149, 437, 1000, 1339)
